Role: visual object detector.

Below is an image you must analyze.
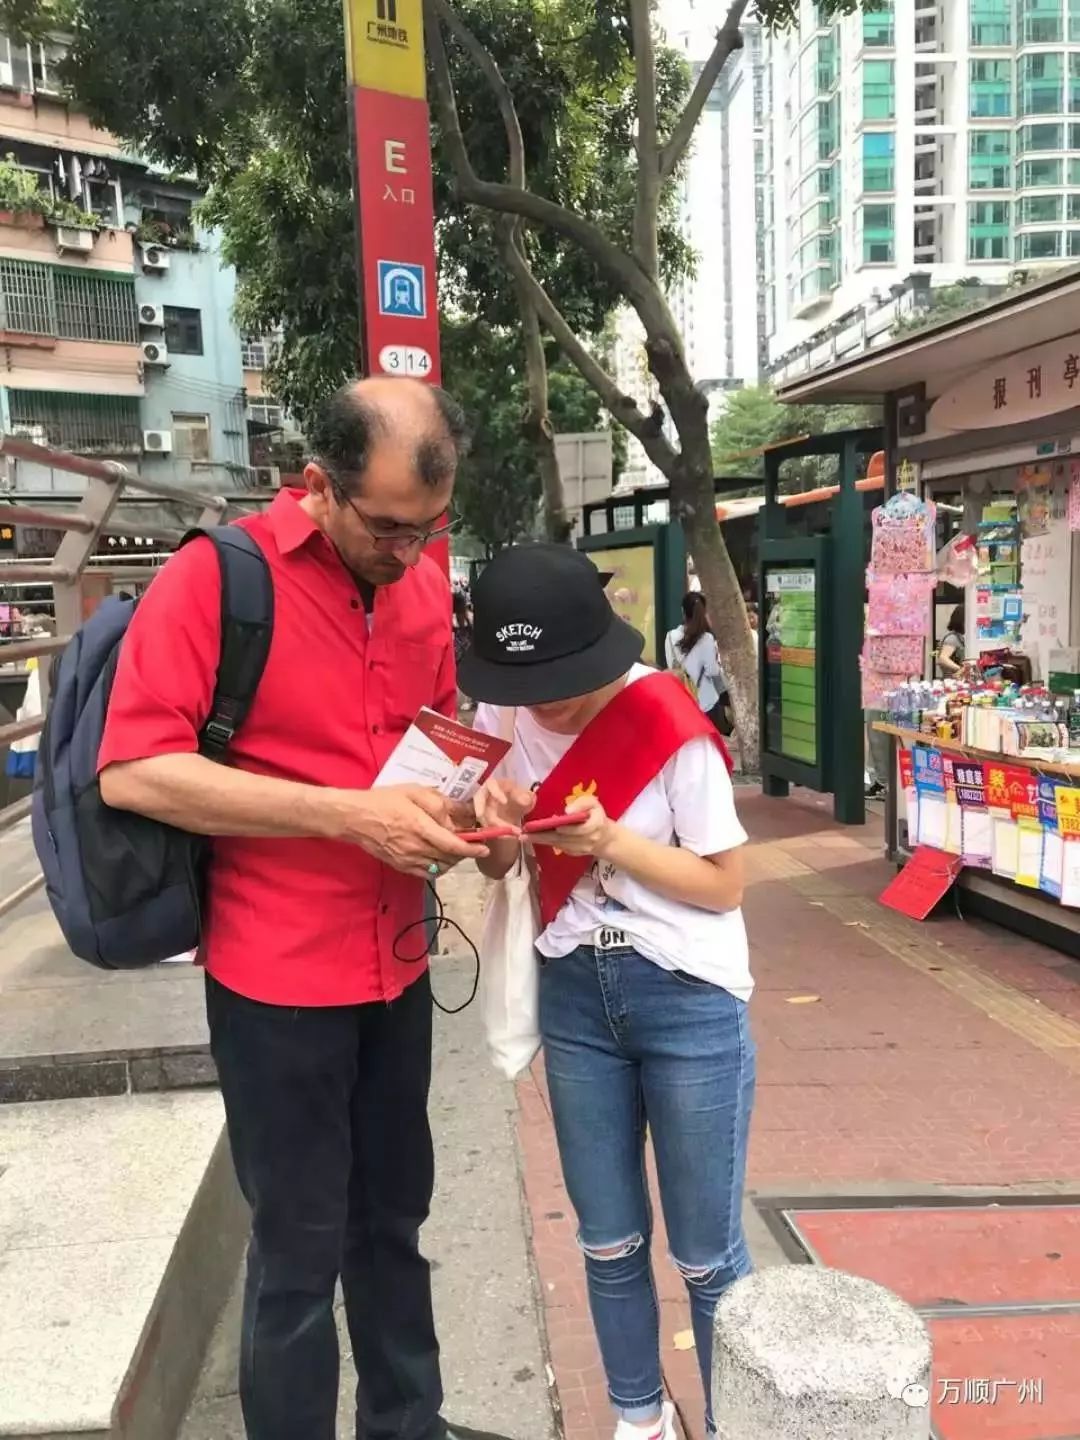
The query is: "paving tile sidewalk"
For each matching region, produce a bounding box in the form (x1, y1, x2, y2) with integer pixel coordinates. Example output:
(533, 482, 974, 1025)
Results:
(512, 791, 1080, 1440)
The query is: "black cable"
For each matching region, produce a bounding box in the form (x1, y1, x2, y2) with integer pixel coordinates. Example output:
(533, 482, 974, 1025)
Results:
(392, 880, 480, 1015)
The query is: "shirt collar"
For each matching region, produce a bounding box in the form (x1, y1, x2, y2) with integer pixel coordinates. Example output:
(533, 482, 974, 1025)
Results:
(268, 487, 321, 557)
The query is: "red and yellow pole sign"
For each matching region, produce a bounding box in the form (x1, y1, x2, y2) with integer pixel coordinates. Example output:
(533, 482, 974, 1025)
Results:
(344, 0, 441, 385)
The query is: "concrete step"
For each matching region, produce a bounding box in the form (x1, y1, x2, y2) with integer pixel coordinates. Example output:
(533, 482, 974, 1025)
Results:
(0, 1091, 247, 1440)
(0, 881, 211, 1104)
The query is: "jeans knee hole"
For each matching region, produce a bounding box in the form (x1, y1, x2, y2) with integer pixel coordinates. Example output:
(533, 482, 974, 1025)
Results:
(673, 1257, 719, 1287)
(581, 1233, 645, 1262)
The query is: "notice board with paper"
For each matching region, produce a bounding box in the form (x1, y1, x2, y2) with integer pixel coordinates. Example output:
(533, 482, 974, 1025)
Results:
(1020, 467, 1073, 680)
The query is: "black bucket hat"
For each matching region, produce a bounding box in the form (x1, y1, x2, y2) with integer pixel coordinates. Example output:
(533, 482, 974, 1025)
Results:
(456, 543, 644, 706)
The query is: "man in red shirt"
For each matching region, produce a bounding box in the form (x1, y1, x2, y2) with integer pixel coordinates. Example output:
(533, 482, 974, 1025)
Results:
(98, 378, 508, 1440)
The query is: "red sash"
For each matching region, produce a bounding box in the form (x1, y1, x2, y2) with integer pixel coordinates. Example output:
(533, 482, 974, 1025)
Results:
(532, 671, 733, 927)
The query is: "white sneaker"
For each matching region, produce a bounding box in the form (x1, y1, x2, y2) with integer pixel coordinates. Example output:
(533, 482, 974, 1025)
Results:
(614, 1401, 676, 1440)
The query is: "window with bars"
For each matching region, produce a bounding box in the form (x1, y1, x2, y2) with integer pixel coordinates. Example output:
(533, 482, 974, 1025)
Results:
(0, 259, 138, 343)
(7, 391, 142, 454)
(164, 305, 203, 355)
(241, 339, 270, 369)
(248, 399, 284, 429)
(173, 412, 211, 461)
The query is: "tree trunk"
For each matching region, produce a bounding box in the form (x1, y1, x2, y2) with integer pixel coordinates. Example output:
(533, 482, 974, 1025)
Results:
(507, 236, 571, 544)
(648, 333, 759, 766)
(520, 303, 571, 544)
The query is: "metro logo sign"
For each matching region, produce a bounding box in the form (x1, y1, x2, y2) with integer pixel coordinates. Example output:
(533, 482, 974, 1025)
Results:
(354, 86, 440, 383)
(344, 0, 426, 98)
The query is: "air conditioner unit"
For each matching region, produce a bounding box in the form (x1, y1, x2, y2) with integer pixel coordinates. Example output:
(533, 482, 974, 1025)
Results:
(141, 340, 169, 367)
(55, 226, 94, 255)
(139, 243, 171, 272)
(142, 429, 173, 454)
(251, 466, 281, 489)
(139, 303, 165, 328)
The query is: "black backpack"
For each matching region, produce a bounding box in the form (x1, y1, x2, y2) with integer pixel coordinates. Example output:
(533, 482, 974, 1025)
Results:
(31, 526, 273, 969)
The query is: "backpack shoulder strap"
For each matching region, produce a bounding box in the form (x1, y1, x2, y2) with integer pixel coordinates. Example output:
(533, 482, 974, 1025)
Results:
(180, 526, 274, 760)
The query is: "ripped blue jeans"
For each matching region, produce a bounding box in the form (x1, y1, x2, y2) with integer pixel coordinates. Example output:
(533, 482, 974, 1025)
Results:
(539, 946, 755, 1434)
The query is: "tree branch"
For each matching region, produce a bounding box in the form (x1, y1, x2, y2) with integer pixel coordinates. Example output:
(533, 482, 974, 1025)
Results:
(501, 229, 678, 475)
(430, 0, 526, 189)
(424, 0, 669, 334)
(629, 0, 659, 278)
(659, 0, 748, 182)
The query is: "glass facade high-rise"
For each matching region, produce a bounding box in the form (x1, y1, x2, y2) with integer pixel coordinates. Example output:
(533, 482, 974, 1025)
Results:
(766, 0, 1080, 374)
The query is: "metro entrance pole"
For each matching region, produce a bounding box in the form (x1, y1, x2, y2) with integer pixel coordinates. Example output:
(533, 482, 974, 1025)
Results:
(344, 1, 447, 950)
(342, 0, 449, 578)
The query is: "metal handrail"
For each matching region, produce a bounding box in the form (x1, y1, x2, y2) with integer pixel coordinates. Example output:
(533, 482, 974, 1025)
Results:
(0, 638, 69, 665)
(0, 432, 231, 919)
(0, 716, 42, 747)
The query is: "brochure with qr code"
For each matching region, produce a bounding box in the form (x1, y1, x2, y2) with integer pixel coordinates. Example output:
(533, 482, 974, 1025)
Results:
(373, 709, 511, 801)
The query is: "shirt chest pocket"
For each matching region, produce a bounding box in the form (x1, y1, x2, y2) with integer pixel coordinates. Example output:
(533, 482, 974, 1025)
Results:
(381, 640, 443, 732)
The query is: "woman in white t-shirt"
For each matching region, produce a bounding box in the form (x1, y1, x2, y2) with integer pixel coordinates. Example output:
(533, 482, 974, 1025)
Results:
(664, 592, 730, 736)
(460, 544, 754, 1440)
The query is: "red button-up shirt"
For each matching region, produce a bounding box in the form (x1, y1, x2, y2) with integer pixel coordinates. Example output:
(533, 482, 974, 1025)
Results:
(97, 489, 456, 1006)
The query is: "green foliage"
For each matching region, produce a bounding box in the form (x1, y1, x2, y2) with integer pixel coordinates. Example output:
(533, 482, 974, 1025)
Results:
(755, 0, 881, 32)
(711, 385, 881, 491)
(444, 317, 617, 555)
(891, 272, 1052, 338)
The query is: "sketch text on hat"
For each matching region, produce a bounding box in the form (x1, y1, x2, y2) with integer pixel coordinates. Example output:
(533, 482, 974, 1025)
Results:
(496, 622, 544, 653)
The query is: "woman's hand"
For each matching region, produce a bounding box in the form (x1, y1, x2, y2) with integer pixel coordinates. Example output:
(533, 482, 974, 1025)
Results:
(527, 792, 616, 859)
(473, 777, 536, 832)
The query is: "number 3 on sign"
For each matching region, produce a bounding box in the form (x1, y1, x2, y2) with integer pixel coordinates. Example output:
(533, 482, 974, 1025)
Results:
(379, 345, 432, 377)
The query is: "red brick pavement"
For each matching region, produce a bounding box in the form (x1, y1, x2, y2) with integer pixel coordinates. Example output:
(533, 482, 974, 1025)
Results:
(514, 792, 1080, 1440)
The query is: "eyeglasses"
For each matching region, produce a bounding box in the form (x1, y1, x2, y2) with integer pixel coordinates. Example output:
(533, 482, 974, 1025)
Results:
(340, 490, 460, 552)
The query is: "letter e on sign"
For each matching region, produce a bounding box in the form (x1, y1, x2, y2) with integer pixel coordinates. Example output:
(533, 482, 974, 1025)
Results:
(385, 140, 407, 174)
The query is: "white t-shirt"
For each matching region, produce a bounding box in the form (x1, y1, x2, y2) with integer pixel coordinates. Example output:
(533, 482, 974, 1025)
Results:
(664, 626, 724, 713)
(473, 666, 752, 1000)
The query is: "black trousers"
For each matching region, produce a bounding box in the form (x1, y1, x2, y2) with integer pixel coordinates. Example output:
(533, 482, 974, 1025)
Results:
(206, 971, 443, 1440)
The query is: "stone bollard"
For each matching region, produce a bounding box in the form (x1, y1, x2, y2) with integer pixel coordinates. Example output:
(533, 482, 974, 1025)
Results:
(712, 1267, 932, 1439)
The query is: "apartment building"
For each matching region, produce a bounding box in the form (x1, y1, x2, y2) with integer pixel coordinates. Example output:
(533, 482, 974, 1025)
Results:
(612, 0, 767, 486)
(766, 0, 1080, 382)
(0, 31, 276, 510)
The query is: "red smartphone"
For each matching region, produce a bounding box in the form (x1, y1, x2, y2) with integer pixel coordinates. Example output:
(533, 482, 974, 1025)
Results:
(523, 812, 590, 835)
(455, 825, 518, 843)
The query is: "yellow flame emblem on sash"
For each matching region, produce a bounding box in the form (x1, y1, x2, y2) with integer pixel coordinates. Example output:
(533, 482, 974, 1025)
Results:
(553, 780, 597, 855)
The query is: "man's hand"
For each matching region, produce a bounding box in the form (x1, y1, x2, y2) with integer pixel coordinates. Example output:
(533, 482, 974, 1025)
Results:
(473, 777, 536, 832)
(338, 785, 489, 877)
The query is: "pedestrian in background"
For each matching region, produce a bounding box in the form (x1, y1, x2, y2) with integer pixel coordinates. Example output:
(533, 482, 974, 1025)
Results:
(97, 377, 509, 1440)
(664, 592, 732, 736)
(464, 545, 755, 1440)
